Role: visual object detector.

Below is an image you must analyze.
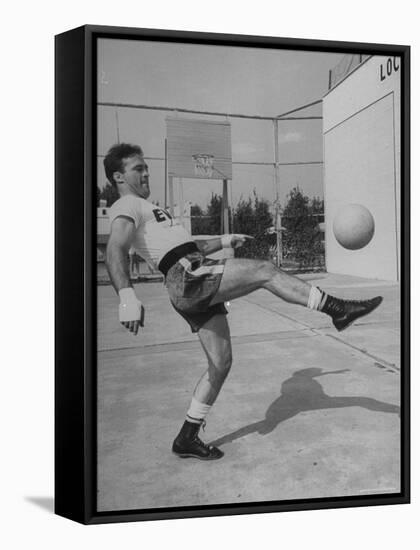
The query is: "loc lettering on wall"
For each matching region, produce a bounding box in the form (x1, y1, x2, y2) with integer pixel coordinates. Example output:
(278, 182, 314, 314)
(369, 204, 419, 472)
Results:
(380, 57, 400, 82)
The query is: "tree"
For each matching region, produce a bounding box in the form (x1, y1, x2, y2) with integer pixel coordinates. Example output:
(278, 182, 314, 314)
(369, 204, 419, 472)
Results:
(206, 193, 223, 235)
(234, 192, 273, 259)
(190, 191, 273, 259)
(190, 193, 222, 235)
(190, 204, 206, 234)
(311, 196, 324, 215)
(281, 187, 324, 268)
(97, 183, 119, 207)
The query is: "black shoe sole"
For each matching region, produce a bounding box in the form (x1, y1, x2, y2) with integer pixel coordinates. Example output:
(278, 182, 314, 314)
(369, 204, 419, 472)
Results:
(172, 450, 224, 460)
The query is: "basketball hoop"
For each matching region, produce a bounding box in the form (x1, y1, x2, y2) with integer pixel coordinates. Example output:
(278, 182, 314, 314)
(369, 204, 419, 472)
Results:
(192, 153, 214, 178)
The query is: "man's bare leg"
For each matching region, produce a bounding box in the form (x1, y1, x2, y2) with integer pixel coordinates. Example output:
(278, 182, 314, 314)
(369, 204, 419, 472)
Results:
(194, 314, 232, 405)
(210, 258, 310, 306)
(172, 315, 232, 460)
(210, 258, 383, 332)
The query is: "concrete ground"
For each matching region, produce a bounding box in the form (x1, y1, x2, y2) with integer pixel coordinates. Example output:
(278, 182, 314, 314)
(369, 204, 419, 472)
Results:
(97, 273, 400, 512)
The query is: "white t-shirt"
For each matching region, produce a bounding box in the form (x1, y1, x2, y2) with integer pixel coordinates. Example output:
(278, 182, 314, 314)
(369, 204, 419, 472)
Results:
(108, 195, 192, 270)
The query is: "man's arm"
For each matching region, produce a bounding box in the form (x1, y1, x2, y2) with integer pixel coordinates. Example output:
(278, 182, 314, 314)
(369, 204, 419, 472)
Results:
(106, 217, 144, 334)
(194, 234, 254, 256)
(194, 237, 222, 256)
(106, 217, 134, 292)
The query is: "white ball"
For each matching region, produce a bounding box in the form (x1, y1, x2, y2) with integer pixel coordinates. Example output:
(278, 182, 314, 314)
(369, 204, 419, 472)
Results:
(333, 204, 375, 250)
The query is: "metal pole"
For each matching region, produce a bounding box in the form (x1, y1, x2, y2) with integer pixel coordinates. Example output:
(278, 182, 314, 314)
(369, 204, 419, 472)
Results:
(229, 180, 234, 234)
(115, 108, 120, 143)
(178, 177, 184, 227)
(99, 101, 321, 122)
(168, 175, 174, 217)
(273, 119, 282, 267)
(222, 179, 229, 233)
(276, 99, 323, 119)
(164, 139, 168, 209)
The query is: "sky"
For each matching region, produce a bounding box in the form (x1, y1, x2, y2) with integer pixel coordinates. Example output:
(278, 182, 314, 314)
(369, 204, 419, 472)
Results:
(97, 39, 344, 209)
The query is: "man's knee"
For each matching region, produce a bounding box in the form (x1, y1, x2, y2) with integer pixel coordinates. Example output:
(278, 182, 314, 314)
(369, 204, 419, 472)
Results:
(253, 259, 277, 284)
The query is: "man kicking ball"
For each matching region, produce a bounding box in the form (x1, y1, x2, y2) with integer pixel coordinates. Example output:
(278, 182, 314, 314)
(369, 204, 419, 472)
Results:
(104, 143, 383, 461)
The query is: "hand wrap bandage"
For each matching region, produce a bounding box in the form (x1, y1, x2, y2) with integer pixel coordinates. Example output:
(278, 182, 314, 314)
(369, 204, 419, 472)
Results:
(221, 234, 248, 249)
(119, 288, 144, 323)
(221, 234, 233, 248)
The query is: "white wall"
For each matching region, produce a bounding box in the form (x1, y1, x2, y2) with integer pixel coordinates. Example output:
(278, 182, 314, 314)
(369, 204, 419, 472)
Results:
(323, 56, 401, 280)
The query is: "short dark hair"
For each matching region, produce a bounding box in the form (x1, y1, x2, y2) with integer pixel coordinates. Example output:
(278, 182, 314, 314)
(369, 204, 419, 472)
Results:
(103, 143, 144, 187)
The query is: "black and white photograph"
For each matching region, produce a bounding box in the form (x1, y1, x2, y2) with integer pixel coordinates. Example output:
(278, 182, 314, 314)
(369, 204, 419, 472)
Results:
(4, 0, 420, 542)
(94, 32, 407, 515)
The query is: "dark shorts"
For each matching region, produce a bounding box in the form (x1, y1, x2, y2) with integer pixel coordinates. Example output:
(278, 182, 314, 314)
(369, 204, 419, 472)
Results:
(165, 251, 228, 333)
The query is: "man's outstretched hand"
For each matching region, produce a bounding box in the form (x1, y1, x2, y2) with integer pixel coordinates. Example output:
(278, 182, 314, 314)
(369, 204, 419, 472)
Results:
(223, 234, 254, 249)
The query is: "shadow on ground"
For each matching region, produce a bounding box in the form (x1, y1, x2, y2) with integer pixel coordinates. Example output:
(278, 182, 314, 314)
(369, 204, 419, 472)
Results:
(211, 368, 400, 447)
(25, 497, 54, 513)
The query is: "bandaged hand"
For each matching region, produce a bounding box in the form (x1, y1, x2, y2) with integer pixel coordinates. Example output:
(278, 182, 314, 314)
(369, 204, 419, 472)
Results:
(221, 234, 254, 249)
(119, 288, 145, 334)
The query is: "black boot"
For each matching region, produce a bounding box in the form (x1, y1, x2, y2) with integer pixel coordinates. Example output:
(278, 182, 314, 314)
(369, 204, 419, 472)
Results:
(172, 420, 224, 460)
(321, 294, 383, 332)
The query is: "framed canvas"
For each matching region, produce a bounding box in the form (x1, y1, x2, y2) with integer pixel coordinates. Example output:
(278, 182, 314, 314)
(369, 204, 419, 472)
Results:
(55, 25, 410, 524)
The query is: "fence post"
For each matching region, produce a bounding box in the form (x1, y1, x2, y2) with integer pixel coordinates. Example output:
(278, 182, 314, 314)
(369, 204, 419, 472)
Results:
(222, 179, 229, 233)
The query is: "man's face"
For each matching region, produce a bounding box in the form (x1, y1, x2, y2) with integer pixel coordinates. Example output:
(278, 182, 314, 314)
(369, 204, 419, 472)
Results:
(118, 154, 150, 199)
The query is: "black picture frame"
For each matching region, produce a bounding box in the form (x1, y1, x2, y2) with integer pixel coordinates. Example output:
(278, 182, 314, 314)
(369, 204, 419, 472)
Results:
(55, 24, 410, 525)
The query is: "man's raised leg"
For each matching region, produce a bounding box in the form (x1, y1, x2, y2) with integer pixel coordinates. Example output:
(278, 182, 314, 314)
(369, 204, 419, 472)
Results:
(210, 258, 382, 332)
(210, 258, 311, 305)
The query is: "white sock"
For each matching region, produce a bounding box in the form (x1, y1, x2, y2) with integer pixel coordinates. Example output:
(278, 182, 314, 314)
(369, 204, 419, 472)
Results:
(186, 397, 212, 424)
(307, 286, 327, 310)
